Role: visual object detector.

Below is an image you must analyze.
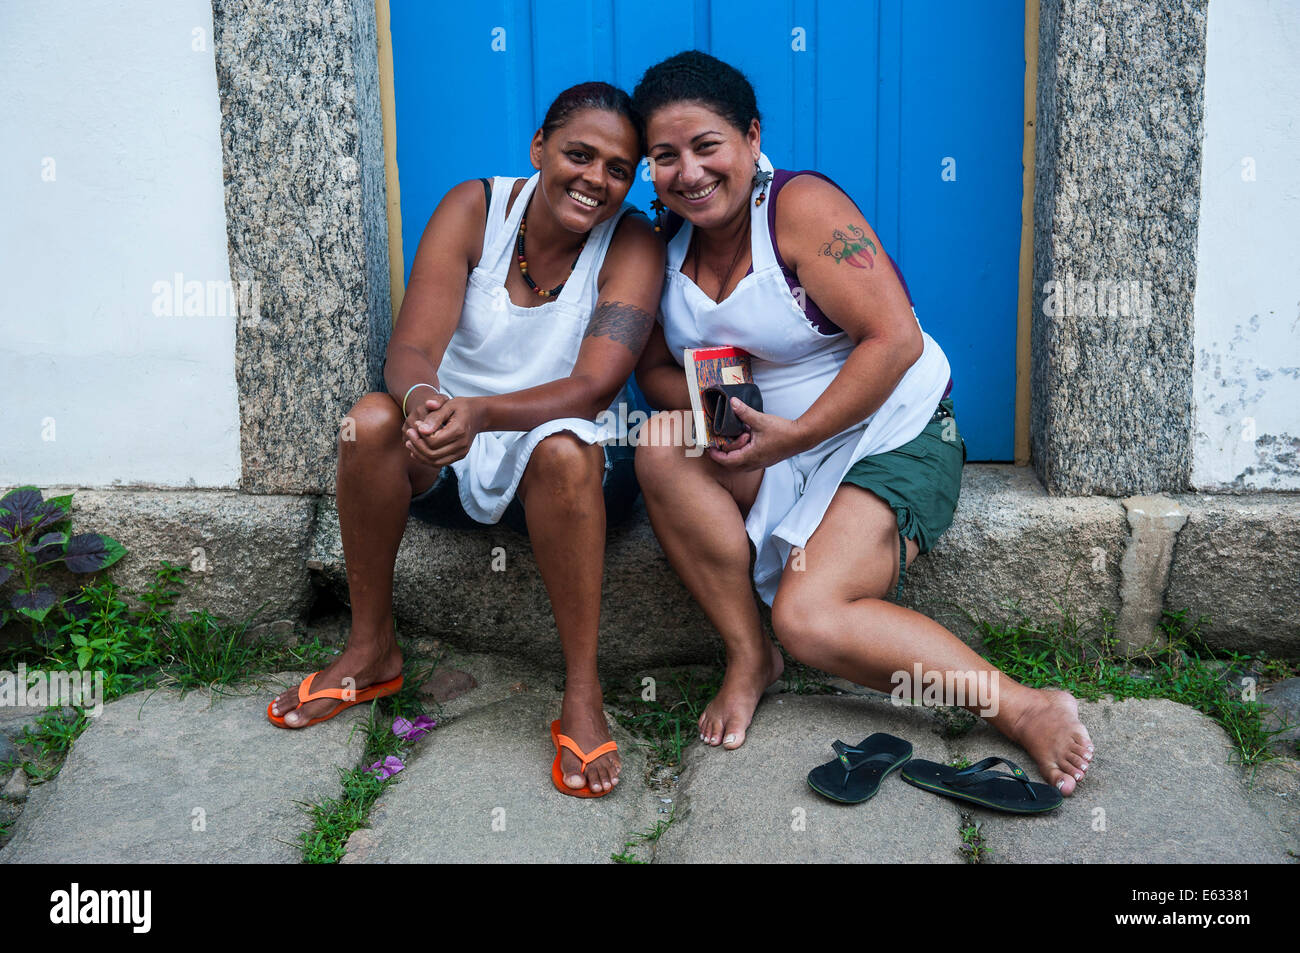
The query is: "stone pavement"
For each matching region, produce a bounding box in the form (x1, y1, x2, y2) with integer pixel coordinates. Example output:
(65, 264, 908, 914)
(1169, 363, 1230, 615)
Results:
(1, 654, 1296, 864)
(1, 672, 367, 863)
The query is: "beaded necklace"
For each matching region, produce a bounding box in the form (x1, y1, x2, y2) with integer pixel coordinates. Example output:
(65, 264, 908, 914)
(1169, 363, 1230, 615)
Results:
(516, 208, 587, 298)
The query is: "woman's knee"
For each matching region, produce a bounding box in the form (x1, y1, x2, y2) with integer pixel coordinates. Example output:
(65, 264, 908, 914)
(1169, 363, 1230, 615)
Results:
(771, 573, 890, 667)
(634, 411, 698, 492)
(341, 392, 404, 453)
(770, 582, 829, 664)
(522, 433, 603, 500)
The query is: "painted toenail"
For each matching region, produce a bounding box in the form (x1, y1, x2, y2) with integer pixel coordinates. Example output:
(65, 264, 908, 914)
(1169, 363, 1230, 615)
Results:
(724, 734, 736, 744)
(1074, 772, 1082, 780)
(1056, 779, 1066, 790)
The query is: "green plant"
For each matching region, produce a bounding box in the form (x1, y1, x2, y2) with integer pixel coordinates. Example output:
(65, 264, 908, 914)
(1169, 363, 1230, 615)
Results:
(298, 765, 389, 864)
(296, 662, 440, 864)
(611, 808, 677, 863)
(975, 605, 1289, 768)
(36, 565, 188, 700)
(16, 708, 90, 781)
(0, 486, 126, 643)
(155, 609, 261, 691)
(958, 815, 989, 863)
(612, 668, 722, 766)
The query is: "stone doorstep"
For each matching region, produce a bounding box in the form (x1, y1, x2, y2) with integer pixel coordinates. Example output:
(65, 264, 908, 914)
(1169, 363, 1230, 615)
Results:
(6, 470, 1299, 669)
(305, 465, 1128, 673)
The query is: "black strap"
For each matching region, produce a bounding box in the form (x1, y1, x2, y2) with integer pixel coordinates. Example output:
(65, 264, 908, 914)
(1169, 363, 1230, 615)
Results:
(946, 756, 1038, 800)
(831, 740, 900, 790)
(662, 208, 686, 241)
(479, 176, 492, 211)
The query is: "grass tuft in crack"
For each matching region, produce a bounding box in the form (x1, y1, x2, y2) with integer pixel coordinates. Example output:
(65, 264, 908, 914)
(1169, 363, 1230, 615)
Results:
(974, 605, 1294, 768)
(958, 812, 990, 863)
(609, 667, 722, 767)
(296, 656, 440, 864)
(611, 807, 677, 864)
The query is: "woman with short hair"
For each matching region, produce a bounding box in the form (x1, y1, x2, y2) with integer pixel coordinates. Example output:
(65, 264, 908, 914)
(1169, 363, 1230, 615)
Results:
(269, 82, 664, 798)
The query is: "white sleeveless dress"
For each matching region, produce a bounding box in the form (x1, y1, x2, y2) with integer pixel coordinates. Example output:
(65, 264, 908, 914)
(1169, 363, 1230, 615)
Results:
(658, 152, 952, 605)
(434, 173, 634, 523)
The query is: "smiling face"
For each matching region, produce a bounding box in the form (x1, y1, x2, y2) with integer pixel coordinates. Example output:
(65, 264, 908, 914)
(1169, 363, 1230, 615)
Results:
(529, 107, 640, 233)
(645, 102, 761, 231)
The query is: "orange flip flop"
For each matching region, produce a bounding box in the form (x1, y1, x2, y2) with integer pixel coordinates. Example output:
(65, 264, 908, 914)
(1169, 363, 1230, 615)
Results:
(550, 719, 618, 798)
(267, 671, 404, 728)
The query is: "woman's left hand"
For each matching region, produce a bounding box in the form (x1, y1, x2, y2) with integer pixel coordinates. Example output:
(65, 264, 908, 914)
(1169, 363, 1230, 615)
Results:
(707, 398, 805, 471)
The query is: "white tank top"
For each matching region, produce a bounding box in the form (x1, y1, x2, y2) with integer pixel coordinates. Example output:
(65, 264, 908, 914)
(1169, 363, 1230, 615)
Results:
(436, 172, 634, 523)
(658, 152, 951, 605)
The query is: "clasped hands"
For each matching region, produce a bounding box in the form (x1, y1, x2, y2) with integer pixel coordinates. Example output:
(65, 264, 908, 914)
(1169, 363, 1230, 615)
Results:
(402, 391, 485, 468)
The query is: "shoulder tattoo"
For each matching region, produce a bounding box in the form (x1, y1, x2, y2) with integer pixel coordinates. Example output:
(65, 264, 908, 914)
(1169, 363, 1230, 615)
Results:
(821, 223, 877, 269)
(584, 300, 654, 354)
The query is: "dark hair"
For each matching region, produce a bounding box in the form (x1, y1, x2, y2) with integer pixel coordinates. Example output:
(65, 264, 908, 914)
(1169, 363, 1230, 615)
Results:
(631, 50, 761, 135)
(541, 81, 646, 157)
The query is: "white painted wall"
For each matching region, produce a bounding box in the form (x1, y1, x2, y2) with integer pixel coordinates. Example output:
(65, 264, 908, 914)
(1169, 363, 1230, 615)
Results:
(1192, 0, 1300, 490)
(0, 0, 241, 489)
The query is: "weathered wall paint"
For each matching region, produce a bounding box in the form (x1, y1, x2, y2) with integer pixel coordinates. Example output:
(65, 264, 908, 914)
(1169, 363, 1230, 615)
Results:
(1191, 0, 1300, 490)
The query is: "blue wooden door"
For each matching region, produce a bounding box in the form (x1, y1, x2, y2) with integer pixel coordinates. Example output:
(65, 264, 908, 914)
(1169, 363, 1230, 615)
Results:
(389, 0, 1025, 460)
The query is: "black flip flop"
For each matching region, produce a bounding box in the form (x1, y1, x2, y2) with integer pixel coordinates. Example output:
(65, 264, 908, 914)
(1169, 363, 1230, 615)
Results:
(900, 756, 1063, 814)
(806, 733, 913, 804)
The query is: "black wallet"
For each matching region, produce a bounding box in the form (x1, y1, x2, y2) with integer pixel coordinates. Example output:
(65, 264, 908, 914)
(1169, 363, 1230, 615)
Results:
(703, 383, 764, 439)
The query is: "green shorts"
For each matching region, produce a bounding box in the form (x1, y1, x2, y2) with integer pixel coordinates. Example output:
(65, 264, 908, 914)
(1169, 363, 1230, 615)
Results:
(840, 397, 966, 600)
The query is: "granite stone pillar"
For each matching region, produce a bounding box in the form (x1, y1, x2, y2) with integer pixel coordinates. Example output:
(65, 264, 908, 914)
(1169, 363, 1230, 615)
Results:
(211, 0, 392, 494)
(1030, 0, 1207, 496)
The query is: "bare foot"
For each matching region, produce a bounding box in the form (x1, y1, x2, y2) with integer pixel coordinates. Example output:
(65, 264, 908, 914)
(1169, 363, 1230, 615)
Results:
(699, 642, 784, 750)
(558, 683, 621, 794)
(269, 627, 403, 728)
(1006, 688, 1094, 795)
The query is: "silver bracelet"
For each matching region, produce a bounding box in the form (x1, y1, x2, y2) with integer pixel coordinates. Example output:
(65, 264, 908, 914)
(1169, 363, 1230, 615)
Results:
(402, 383, 439, 417)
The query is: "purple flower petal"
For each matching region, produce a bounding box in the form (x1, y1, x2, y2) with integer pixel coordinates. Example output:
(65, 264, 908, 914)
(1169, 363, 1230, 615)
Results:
(392, 715, 436, 741)
(368, 755, 405, 781)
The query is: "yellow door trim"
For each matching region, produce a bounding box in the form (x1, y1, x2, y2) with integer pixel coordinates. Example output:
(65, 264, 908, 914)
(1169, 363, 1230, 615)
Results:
(376, 0, 404, 326)
(1015, 0, 1040, 466)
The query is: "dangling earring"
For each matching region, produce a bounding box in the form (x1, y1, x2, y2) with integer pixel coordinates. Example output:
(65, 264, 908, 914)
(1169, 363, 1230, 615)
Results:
(649, 197, 667, 233)
(752, 158, 772, 207)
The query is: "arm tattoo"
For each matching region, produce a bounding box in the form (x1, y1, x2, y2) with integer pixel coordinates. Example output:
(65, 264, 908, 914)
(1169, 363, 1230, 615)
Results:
(584, 300, 655, 354)
(821, 223, 877, 269)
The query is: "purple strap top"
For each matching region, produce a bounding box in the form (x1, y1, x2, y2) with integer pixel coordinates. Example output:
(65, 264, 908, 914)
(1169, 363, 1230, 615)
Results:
(756, 168, 919, 335)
